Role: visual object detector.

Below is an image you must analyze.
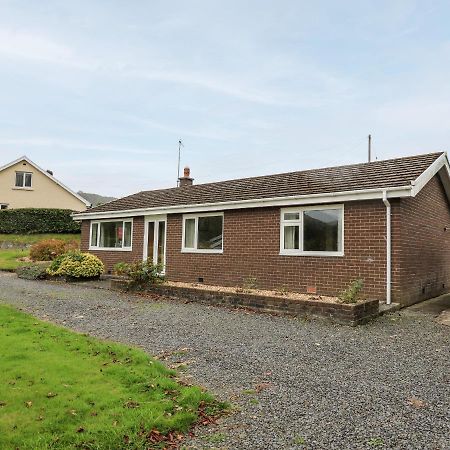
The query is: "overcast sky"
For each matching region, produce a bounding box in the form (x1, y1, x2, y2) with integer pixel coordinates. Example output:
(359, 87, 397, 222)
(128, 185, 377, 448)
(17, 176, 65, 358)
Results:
(0, 1, 449, 197)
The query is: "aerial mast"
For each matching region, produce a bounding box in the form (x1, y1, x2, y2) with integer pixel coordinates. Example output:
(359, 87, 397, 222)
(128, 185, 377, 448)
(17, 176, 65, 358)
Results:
(177, 139, 183, 186)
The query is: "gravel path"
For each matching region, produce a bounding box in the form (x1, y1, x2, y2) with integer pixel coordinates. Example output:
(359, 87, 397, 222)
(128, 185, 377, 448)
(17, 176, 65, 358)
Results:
(0, 272, 449, 450)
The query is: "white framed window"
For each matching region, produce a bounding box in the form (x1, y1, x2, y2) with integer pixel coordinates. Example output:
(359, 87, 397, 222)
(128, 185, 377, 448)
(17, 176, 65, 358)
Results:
(280, 205, 344, 256)
(89, 219, 133, 251)
(0, 203, 8, 210)
(15, 171, 33, 188)
(182, 212, 224, 253)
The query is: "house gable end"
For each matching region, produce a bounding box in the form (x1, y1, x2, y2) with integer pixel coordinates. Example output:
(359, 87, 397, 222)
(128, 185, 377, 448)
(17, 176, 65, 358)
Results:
(0, 156, 91, 208)
(410, 152, 450, 202)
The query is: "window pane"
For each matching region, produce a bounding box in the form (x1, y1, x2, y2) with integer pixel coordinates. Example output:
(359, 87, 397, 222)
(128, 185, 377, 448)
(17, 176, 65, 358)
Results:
(90, 223, 98, 247)
(147, 222, 155, 261)
(99, 221, 123, 248)
(303, 209, 341, 252)
(123, 222, 132, 247)
(284, 212, 299, 220)
(184, 218, 195, 248)
(198, 216, 223, 250)
(157, 221, 165, 266)
(24, 173, 32, 187)
(284, 225, 299, 249)
(15, 172, 24, 187)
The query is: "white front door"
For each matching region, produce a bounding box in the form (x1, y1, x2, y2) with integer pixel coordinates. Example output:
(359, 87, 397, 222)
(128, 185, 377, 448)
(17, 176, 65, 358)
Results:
(143, 216, 167, 272)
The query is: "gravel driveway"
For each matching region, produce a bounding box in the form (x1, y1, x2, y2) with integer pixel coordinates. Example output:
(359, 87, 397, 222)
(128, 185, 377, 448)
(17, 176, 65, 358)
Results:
(0, 272, 449, 450)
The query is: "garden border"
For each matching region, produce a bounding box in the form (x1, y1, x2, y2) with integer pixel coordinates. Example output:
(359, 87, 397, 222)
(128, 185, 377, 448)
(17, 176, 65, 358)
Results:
(110, 279, 380, 326)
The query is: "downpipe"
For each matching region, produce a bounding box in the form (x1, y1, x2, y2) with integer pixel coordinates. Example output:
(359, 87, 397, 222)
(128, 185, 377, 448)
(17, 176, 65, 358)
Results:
(382, 190, 392, 305)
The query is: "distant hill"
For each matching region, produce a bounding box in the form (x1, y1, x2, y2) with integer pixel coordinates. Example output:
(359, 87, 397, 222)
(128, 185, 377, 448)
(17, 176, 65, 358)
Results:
(78, 192, 117, 208)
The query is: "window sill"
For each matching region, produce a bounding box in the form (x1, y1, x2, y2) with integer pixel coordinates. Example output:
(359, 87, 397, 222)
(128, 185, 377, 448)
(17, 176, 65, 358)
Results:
(280, 250, 344, 257)
(12, 187, 33, 191)
(181, 248, 223, 254)
(89, 247, 133, 252)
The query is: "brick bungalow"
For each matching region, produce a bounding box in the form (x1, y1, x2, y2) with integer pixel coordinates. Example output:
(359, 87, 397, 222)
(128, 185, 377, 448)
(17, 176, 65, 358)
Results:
(74, 152, 450, 306)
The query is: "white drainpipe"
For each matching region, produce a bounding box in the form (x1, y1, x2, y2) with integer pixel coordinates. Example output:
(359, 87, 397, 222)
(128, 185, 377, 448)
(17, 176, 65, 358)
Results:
(382, 190, 392, 305)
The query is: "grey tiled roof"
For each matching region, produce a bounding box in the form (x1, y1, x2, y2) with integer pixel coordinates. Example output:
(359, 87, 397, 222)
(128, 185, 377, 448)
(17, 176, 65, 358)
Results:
(88, 152, 442, 213)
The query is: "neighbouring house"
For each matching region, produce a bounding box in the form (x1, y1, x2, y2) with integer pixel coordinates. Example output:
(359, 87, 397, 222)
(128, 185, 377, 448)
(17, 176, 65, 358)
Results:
(74, 152, 450, 306)
(0, 156, 90, 211)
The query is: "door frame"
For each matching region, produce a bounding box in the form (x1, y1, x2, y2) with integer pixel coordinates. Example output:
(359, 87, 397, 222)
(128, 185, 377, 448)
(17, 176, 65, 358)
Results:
(143, 215, 167, 272)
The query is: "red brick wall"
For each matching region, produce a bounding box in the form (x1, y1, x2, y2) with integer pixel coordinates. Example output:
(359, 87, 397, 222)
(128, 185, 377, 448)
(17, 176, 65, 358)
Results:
(165, 200, 390, 300)
(392, 175, 450, 305)
(80, 217, 145, 273)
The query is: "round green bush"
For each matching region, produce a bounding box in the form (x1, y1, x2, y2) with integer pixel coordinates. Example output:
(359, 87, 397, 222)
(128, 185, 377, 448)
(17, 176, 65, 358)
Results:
(47, 251, 104, 279)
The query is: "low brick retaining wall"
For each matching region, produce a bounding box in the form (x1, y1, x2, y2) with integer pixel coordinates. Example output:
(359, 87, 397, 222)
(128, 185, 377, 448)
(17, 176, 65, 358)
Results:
(110, 279, 379, 326)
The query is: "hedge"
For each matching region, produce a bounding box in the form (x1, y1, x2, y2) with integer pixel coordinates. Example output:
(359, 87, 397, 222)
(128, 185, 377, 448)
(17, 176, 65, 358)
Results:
(0, 209, 81, 234)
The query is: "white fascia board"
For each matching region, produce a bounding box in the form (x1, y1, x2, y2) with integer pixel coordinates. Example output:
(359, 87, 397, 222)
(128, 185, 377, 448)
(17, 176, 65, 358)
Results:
(0, 155, 29, 172)
(72, 185, 412, 220)
(437, 163, 450, 202)
(0, 155, 91, 207)
(410, 152, 448, 197)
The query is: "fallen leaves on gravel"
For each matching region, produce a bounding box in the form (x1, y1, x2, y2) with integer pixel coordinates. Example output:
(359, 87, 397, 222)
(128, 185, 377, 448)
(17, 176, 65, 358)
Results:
(255, 382, 272, 393)
(155, 347, 191, 360)
(408, 397, 427, 408)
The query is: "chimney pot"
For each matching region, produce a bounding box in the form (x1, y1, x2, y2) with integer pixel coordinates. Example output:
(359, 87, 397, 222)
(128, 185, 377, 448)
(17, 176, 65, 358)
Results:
(178, 166, 194, 187)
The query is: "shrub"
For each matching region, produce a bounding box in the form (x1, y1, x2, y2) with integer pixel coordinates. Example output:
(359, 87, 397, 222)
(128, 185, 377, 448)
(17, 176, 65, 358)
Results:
(0, 209, 80, 234)
(16, 262, 51, 280)
(339, 279, 364, 304)
(30, 239, 79, 261)
(114, 260, 164, 287)
(47, 251, 104, 279)
(113, 261, 130, 276)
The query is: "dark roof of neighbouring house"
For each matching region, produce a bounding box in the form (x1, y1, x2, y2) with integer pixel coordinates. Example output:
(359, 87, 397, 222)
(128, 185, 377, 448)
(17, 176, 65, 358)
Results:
(85, 152, 444, 214)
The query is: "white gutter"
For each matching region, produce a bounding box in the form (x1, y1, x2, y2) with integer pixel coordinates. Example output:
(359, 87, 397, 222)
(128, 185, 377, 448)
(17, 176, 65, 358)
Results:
(382, 190, 392, 305)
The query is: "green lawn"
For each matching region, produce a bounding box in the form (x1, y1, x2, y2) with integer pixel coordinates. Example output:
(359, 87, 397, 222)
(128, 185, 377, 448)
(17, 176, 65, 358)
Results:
(0, 233, 80, 245)
(0, 248, 31, 270)
(0, 305, 225, 449)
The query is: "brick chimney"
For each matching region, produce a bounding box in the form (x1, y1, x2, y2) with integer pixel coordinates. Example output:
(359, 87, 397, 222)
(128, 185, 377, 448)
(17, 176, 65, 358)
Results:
(178, 166, 194, 187)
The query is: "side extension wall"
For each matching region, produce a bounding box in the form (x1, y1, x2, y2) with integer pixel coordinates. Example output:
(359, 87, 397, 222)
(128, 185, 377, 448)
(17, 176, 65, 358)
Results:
(393, 175, 450, 305)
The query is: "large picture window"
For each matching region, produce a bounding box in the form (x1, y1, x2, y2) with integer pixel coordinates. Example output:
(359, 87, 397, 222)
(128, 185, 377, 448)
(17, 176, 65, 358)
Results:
(280, 205, 343, 256)
(90, 220, 132, 250)
(182, 213, 223, 252)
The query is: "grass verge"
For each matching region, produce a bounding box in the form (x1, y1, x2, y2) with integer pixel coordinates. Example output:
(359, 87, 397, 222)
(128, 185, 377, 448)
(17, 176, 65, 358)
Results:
(0, 305, 226, 449)
(0, 248, 31, 270)
(0, 233, 80, 245)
